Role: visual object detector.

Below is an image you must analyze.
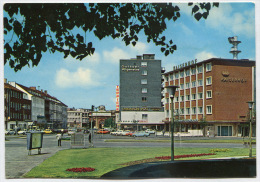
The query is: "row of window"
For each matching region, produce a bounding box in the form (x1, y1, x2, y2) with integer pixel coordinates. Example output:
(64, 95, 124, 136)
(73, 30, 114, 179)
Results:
(167, 63, 212, 81)
(177, 77, 212, 90)
(173, 105, 212, 115)
(10, 102, 31, 110)
(171, 90, 212, 102)
(9, 90, 23, 99)
(10, 112, 31, 120)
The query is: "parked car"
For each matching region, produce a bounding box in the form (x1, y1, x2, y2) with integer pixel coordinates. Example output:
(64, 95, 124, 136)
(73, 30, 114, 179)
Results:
(5, 129, 15, 135)
(44, 129, 53, 134)
(125, 131, 135, 137)
(97, 129, 110, 134)
(145, 129, 155, 134)
(68, 129, 77, 135)
(110, 130, 124, 136)
(121, 130, 131, 136)
(18, 130, 27, 135)
(133, 131, 150, 137)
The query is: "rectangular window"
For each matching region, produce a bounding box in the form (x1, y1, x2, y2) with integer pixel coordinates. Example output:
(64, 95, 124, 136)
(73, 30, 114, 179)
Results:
(206, 77, 212, 85)
(186, 108, 190, 114)
(175, 72, 179, 79)
(206, 105, 212, 114)
(198, 79, 203, 86)
(198, 93, 203, 99)
(180, 108, 184, 115)
(206, 63, 212, 72)
(192, 107, 196, 114)
(142, 88, 147, 93)
(185, 70, 190, 76)
(141, 62, 147, 67)
(186, 95, 190, 100)
(185, 82, 190, 89)
(206, 90, 212, 99)
(175, 96, 179, 102)
(180, 84, 184, 90)
(192, 81, 196, 87)
(141, 79, 147, 84)
(170, 74, 174, 80)
(142, 70, 147, 75)
(180, 96, 184, 101)
(192, 93, 196, 100)
(198, 66, 203, 73)
(180, 71, 184, 78)
(142, 97, 147, 102)
(142, 114, 148, 120)
(191, 68, 196, 75)
(198, 107, 203, 114)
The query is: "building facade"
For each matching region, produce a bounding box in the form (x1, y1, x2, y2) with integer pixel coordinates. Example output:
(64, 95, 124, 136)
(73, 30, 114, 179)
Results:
(4, 82, 31, 130)
(67, 108, 90, 128)
(163, 58, 255, 137)
(5, 79, 68, 130)
(118, 54, 165, 130)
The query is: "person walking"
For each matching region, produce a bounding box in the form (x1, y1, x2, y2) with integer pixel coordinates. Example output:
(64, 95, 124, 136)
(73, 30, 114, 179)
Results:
(56, 133, 62, 147)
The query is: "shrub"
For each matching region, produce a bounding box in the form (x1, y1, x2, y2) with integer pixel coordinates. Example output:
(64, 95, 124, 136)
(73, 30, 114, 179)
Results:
(66, 167, 95, 172)
(155, 153, 216, 160)
(210, 149, 231, 153)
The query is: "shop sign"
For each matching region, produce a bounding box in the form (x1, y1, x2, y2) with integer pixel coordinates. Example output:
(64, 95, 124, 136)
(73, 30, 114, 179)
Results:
(173, 59, 197, 71)
(221, 71, 247, 83)
(121, 65, 140, 72)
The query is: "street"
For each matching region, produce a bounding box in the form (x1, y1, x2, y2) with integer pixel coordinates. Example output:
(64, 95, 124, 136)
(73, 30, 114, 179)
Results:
(5, 133, 254, 178)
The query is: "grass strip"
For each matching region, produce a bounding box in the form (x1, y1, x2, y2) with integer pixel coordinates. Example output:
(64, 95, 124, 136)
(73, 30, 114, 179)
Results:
(105, 139, 256, 143)
(24, 147, 256, 179)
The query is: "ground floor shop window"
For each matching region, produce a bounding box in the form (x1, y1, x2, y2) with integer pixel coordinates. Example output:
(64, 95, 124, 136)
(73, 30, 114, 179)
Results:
(218, 126, 232, 136)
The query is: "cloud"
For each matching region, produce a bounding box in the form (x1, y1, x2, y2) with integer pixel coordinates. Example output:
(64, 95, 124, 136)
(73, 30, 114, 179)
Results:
(64, 52, 100, 65)
(55, 68, 100, 88)
(129, 42, 149, 54)
(103, 41, 149, 64)
(195, 51, 217, 62)
(103, 47, 131, 64)
(205, 4, 255, 38)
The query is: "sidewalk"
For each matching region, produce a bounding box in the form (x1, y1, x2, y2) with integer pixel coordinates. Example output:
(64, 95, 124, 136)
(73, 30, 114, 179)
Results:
(5, 136, 71, 179)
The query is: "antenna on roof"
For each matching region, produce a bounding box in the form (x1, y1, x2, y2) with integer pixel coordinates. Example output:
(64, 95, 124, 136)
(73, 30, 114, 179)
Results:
(228, 36, 241, 59)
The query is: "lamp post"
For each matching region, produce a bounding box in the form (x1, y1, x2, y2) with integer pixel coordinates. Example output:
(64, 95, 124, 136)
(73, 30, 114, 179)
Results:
(247, 101, 254, 158)
(166, 85, 179, 161)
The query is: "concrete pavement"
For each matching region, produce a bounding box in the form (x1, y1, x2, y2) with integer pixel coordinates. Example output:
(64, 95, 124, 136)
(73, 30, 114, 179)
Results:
(5, 135, 71, 179)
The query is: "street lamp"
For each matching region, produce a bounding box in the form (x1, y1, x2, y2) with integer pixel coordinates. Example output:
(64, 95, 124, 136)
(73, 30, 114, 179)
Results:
(166, 85, 179, 161)
(247, 101, 254, 158)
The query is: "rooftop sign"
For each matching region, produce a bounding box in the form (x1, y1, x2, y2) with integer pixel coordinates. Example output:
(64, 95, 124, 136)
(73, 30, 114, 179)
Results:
(173, 59, 197, 71)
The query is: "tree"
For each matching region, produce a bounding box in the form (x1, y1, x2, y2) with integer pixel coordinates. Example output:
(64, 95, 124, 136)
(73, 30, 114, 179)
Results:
(4, 3, 219, 71)
(104, 117, 115, 128)
(199, 116, 208, 137)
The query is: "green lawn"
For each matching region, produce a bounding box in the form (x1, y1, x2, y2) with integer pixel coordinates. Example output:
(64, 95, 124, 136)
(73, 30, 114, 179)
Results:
(24, 147, 256, 178)
(105, 138, 256, 143)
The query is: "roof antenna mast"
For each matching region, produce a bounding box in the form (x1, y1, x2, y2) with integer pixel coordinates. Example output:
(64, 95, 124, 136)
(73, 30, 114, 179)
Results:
(228, 36, 241, 59)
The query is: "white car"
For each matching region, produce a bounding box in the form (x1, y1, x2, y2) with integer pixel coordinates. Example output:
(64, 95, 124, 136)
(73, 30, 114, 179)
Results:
(110, 130, 124, 136)
(18, 130, 27, 135)
(145, 129, 155, 134)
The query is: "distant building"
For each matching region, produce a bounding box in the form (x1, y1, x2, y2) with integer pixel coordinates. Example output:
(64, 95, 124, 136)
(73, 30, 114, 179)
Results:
(118, 54, 165, 130)
(5, 79, 68, 130)
(67, 108, 90, 128)
(163, 58, 256, 137)
(67, 105, 116, 129)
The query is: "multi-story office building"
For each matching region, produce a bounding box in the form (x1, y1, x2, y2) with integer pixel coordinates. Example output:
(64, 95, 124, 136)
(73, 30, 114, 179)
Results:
(6, 79, 68, 129)
(163, 58, 255, 137)
(118, 54, 165, 130)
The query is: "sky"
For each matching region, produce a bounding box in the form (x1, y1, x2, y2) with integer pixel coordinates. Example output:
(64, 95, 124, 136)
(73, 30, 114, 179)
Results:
(2, 1, 257, 111)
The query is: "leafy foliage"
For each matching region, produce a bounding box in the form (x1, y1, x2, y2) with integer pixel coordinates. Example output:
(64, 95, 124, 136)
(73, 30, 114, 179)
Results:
(4, 3, 218, 71)
(104, 117, 115, 128)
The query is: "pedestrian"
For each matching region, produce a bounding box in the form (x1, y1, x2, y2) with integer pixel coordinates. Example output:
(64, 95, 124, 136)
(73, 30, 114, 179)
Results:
(88, 133, 92, 143)
(162, 129, 165, 136)
(56, 133, 62, 147)
(207, 130, 210, 137)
